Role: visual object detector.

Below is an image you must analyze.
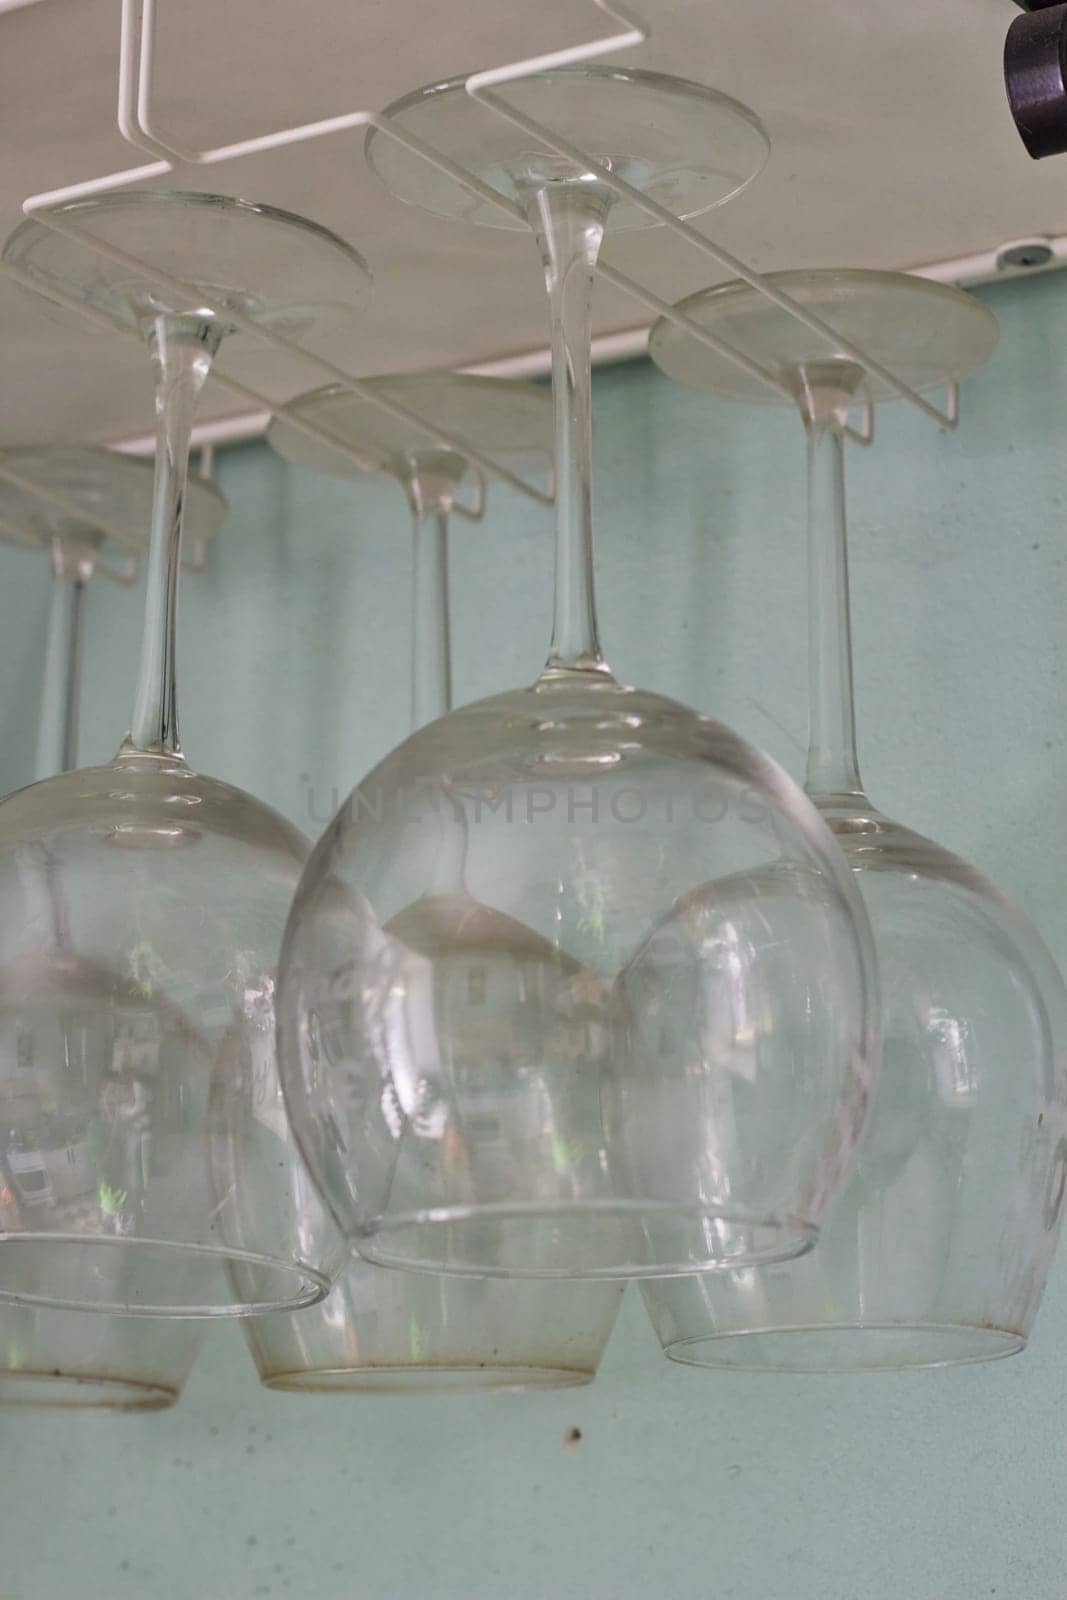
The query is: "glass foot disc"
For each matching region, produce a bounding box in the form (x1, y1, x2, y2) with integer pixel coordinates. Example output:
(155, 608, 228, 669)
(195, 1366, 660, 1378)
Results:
(268, 372, 552, 489)
(366, 66, 769, 231)
(650, 267, 1000, 406)
(0, 445, 225, 561)
(3, 191, 369, 337)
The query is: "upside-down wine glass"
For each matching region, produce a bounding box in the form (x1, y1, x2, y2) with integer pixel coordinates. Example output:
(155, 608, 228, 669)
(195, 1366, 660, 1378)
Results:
(0, 445, 222, 1405)
(643, 267, 1067, 1369)
(273, 67, 878, 1283)
(233, 370, 622, 1390)
(0, 191, 367, 1315)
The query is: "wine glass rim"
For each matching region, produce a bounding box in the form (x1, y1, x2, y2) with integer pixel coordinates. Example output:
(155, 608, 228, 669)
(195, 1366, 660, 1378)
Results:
(258, 1362, 595, 1393)
(3, 189, 371, 287)
(0, 1231, 333, 1318)
(660, 1321, 1027, 1372)
(0, 1370, 181, 1410)
(366, 64, 770, 205)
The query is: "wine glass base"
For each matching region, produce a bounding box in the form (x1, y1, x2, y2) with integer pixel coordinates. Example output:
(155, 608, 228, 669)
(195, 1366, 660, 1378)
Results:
(0, 1234, 330, 1319)
(0, 445, 225, 562)
(0, 1371, 178, 1411)
(650, 267, 1000, 406)
(357, 1203, 818, 1281)
(366, 66, 769, 231)
(268, 372, 553, 492)
(3, 190, 368, 336)
(260, 1363, 594, 1395)
(662, 1322, 1026, 1373)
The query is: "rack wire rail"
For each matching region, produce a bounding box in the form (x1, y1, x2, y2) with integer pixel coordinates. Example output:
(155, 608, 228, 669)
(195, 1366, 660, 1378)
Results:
(3, 0, 963, 494)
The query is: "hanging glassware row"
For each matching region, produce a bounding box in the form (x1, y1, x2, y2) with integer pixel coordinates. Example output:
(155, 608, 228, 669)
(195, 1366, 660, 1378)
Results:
(0, 58, 1063, 1414)
(0, 450, 224, 1407)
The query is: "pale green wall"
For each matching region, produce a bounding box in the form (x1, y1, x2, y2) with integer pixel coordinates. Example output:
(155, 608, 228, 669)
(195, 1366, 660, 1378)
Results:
(2, 270, 1067, 1599)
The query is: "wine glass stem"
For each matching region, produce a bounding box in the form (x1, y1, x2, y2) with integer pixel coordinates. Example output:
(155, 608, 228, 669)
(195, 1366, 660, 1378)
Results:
(36, 560, 87, 781)
(406, 451, 466, 729)
(801, 378, 867, 806)
(410, 504, 452, 729)
(127, 316, 220, 757)
(526, 186, 611, 677)
(405, 458, 473, 897)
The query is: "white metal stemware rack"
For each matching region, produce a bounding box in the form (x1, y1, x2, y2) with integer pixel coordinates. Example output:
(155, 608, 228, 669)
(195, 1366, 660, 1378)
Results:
(1, 0, 964, 542)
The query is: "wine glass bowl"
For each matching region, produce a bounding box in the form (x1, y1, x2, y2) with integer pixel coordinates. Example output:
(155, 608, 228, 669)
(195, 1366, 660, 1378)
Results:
(613, 851, 878, 1274)
(643, 268, 1067, 1369)
(0, 756, 335, 1315)
(647, 817, 1067, 1370)
(279, 677, 877, 1279)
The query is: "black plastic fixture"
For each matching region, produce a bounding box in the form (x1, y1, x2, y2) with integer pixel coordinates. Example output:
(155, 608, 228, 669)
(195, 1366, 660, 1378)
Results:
(1005, 0, 1067, 158)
